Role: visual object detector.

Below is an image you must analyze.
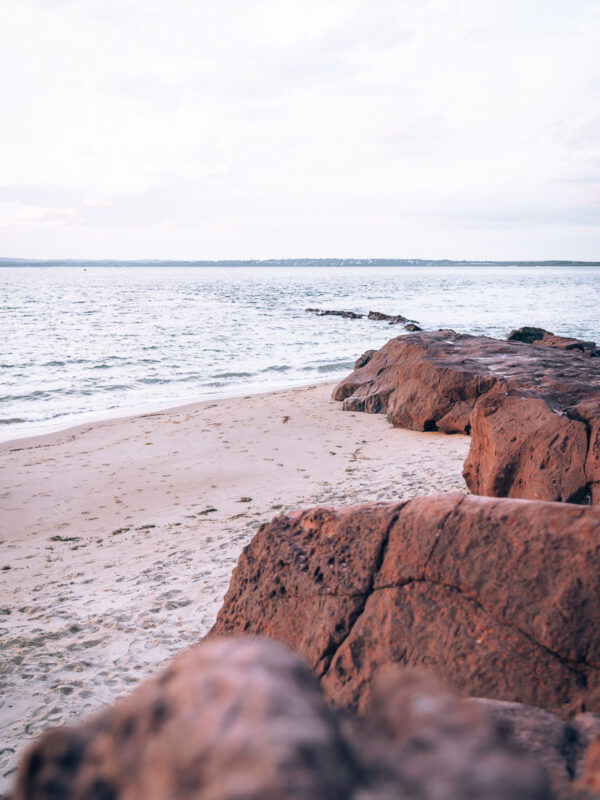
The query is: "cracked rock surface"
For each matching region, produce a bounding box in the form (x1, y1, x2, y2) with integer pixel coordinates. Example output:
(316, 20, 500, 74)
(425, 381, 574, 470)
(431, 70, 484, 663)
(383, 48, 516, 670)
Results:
(332, 330, 600, 503)
(210, 494, 600, 716)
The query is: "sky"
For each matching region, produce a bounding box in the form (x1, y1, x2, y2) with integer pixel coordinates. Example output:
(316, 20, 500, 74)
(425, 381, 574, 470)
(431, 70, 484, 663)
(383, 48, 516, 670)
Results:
(1, 0, 599, 260)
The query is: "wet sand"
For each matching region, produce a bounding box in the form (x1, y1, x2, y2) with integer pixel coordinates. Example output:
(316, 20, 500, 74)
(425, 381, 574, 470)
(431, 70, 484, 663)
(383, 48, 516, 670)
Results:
(0, 381, 469, 790)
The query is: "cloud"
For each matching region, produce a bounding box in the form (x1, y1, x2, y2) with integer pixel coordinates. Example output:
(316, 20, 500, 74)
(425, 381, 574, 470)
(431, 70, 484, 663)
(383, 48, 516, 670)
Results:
(0, 0, 599, 258)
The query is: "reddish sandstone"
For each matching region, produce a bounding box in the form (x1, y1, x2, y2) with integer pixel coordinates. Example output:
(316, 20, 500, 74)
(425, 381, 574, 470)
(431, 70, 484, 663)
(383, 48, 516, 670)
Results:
(333, 330, 600, 503)
(211, 494, 600, 717)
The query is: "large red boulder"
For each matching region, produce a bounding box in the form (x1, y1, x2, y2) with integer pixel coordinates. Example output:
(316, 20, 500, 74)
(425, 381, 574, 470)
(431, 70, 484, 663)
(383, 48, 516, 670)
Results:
(14, 638, 359, 800)
(14, 637, 571, 800)
(333, 331, 600, 503)
(463, 393, 588, 501)
(211, 494, 600, 717)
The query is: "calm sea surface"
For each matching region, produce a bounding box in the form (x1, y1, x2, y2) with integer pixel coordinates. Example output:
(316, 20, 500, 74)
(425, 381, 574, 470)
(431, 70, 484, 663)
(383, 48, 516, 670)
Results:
(1, 265, 599, 441)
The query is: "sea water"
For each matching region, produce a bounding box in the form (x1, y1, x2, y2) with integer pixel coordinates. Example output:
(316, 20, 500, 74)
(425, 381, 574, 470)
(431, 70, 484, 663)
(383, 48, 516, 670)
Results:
(1, 264, 599, 442)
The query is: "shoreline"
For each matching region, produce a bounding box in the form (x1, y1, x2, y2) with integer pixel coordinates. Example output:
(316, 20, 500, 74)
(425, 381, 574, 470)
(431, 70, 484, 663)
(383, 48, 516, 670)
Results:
(0, 381, 470, 791)
(0, 375, 344, 447)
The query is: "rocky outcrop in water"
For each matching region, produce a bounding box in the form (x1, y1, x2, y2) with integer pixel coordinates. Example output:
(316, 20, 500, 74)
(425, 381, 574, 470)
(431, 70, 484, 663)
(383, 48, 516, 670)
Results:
(367, 310, 408, 324)
(16, 636, 596, 800)
(333, 330, 600, 503)
(305, 308, 420, 325)
(211, 494, 600, 717)
(508, 327, 599, 357)
(306, 307, 364, 319)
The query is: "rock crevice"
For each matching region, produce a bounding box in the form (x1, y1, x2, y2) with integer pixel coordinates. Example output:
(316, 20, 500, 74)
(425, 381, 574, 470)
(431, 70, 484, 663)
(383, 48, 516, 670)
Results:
(211, 494, 600, 716)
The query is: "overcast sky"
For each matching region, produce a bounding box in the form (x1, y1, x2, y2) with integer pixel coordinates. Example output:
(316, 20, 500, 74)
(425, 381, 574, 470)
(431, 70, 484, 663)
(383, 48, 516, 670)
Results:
(1, 0, 599, 260)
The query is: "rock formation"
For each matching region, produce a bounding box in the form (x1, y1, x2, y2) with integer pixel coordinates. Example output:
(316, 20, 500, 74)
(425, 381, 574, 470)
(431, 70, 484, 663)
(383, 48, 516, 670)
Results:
(305, 308, 420, 325)
(13, 493, 600, 799)
(306, 307, 363, 319)
(354, 349, 376, 369)
(471, 699, 600, 800)
(211, 494, 600, 717)
(508, 327, 599, 357)
(16, 637, 589, 800)
(333, 330, 600, 503)
(14, 639, 359, 800)
(367, 310, 408, 324)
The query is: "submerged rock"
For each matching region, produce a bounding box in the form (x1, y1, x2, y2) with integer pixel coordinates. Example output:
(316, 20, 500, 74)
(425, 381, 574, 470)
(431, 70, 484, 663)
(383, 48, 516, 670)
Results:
(305, 308, 421, 326)
(211, 494, 600, 717)
(367, 310, 408, 324)
(305, 308, 363, 319)
(333, 330, 600, 503)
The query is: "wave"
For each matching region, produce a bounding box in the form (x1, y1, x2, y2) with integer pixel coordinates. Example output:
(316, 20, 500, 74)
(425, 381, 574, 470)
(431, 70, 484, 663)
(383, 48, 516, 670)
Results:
(300, 360, 354, 373)
(261, 365, 292, 373)
(211, 371, 254, 379)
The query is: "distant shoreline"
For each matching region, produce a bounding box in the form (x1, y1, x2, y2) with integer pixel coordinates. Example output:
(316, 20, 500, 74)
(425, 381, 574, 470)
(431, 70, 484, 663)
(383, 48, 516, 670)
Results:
(2, 258, 600, 267)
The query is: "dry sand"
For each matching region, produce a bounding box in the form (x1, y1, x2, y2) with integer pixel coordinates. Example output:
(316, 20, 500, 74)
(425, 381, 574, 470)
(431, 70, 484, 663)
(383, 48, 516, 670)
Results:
(0, 381, 469, 791)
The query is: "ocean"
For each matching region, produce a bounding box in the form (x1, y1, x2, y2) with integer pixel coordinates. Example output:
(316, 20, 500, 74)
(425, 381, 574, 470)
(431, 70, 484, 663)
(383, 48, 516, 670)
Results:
(1, 264, 599, 442)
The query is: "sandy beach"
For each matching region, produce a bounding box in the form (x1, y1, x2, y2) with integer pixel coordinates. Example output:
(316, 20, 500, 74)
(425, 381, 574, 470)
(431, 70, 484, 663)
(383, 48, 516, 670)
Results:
(0, 381, 469, 790)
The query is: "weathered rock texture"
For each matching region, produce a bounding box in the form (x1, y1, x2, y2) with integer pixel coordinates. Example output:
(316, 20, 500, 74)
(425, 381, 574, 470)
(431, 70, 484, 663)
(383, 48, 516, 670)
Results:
(508, 327, 599, 357)
(354, 349, 376, 369)
(14, 639, 359, 800)
(332, 330, 600, 503)
(211, 494, 600, 717)
(470, 700, 600, 800)
(15, 638, 578, 800)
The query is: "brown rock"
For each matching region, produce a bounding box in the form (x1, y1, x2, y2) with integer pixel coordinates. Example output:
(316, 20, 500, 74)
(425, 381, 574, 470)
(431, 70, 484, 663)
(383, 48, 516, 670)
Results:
(14, 638, 360, 800)
(463, 392, 589, 502)
(306, 307, 363, 319)
(13, 640, 557, 800)
(354, 349, 376, 369)
(333, 330, 600, 503)
(359, 669, 553, 800)
(471, 699, 580, 799)
(538, 334, 599, 358)
(508, 327, 599, 357)
(576, 738, 600, 796)
(211, 494, 600, 717)
(367, 310, 408, 323)
(508, 326, 554, 344)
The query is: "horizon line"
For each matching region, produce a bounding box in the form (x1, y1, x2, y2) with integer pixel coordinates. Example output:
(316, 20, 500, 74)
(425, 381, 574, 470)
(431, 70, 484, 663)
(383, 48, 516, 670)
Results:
(2, 257, 600, 266)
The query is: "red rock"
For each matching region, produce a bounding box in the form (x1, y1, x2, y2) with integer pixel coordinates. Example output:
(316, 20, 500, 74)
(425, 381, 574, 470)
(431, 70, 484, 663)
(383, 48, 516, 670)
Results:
(13, 639, 557, 800)
(14, 638, 359, 800)
(354, 349, 376, 369)
(463, 393, 589, 502)
(508, 326, 599, 357)
(470, 700, 594, 800)
(211, 494, 600, 717)
(577, 738, 600, 796)
(360, 668, 553, 800)
(333, 330, 600, 503)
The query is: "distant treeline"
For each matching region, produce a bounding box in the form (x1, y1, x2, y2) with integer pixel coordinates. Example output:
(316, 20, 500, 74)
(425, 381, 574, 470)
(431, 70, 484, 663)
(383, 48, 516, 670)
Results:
(1, 257, 599, 267)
